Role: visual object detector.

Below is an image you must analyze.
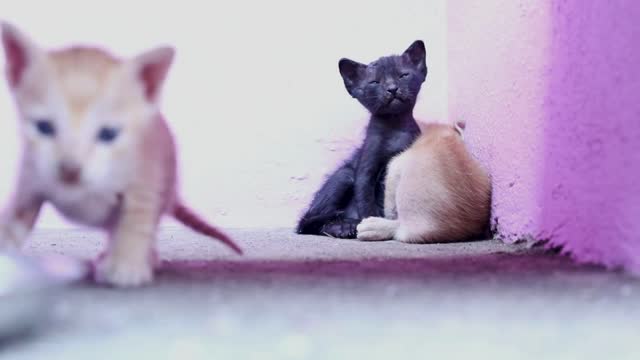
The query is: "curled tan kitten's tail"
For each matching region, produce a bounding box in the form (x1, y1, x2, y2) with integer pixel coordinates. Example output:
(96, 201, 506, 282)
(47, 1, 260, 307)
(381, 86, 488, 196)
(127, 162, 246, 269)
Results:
(173, 203, 243, 254)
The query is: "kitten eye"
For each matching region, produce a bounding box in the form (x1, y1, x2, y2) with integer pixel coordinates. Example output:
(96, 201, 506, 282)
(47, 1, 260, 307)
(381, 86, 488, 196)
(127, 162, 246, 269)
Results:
(369, 80, 380, 85)
(399, 73, 410, 79)
(97, 127, 120, 143)
(34, 120, 56, 137)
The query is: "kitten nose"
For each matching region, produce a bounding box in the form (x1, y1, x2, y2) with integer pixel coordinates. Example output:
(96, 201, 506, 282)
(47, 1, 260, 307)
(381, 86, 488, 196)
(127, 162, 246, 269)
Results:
(387, 86, 398, 95)
(58, 162, 82, 185)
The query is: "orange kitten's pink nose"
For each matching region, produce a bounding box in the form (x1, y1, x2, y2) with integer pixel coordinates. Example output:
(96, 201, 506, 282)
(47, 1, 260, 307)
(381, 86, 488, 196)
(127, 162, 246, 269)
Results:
(58, 162, 82, 185)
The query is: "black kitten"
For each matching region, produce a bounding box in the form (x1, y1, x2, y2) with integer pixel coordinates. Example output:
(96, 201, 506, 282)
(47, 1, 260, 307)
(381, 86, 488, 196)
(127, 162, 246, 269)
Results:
(297, 40, 427, 238)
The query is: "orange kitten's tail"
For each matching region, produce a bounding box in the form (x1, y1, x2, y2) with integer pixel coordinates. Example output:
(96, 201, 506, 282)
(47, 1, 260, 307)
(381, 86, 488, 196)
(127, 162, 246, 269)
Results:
(173, 203, 243, 255)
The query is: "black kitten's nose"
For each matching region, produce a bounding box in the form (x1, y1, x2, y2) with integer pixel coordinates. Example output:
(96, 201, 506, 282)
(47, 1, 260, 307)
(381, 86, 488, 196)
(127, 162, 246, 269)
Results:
(58, 162, 82, 185)
(387, 86, 398, 95)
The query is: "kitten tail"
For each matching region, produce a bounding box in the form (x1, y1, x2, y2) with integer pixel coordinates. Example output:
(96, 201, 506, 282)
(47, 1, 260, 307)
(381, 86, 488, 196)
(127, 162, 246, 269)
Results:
(172, 203, 243, 255)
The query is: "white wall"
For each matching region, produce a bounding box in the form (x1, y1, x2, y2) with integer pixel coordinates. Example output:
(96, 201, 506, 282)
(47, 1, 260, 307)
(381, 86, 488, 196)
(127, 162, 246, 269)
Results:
(0, 0, 447, 229)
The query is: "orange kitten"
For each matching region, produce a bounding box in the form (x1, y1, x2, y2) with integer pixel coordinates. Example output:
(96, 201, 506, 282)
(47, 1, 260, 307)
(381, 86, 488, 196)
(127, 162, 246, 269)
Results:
(0, 23, 241, 287)
(357, 122, 491, 243)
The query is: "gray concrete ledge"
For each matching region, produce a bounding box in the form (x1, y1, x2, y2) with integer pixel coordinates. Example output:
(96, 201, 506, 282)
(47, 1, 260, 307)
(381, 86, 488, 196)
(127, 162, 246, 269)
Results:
(2, 228, 638, 360)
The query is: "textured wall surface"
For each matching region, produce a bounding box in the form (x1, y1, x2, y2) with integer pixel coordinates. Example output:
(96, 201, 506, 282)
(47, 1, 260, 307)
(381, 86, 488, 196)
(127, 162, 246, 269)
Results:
(540, 0, 640, 272)
(0, 0, 447, 229)
(448, 0, 640, 272)
(448, 0, 551, 241)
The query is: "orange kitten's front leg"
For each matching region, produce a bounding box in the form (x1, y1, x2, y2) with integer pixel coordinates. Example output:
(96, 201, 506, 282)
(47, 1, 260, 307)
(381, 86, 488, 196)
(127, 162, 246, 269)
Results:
(95, 188, 160, 287)
(0, 183, 43, 252)
(357, 217, 399, 241)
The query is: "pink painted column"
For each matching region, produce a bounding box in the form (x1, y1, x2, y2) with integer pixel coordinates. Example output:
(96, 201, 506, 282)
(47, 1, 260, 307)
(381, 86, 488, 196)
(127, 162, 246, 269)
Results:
(448, 0, 640, 272)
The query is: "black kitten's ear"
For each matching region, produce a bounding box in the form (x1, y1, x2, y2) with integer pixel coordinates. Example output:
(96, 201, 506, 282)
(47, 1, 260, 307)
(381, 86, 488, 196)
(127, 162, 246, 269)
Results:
(403, 40, 427, 78)
(339, 58, 365, 96)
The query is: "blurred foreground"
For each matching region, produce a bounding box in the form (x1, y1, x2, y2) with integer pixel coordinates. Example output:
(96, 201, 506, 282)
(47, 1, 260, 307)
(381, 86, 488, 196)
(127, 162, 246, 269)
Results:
(2, 228, 638, 359)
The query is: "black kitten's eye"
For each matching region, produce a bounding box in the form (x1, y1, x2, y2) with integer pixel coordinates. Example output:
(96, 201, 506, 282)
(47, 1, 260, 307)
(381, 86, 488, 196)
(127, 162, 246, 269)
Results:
(369, 80, 380, 85)
(35, 120, 56, 137)
(97, 127, 120, 143)
(400, 73, 410, 79)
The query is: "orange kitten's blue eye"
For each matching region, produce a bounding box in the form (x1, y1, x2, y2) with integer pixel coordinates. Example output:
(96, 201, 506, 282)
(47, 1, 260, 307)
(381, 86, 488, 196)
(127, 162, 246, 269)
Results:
(97, 127, 119, 143)
(35, 120, 56, 137)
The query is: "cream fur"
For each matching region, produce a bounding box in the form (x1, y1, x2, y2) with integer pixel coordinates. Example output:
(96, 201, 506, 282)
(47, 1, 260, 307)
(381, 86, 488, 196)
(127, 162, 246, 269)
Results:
(357, 122, 491, 243)
(0, 22, 202, 287)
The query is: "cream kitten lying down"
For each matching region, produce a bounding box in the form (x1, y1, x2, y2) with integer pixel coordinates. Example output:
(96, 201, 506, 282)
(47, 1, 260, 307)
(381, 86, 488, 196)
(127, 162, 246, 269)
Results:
(357, 122, 491, 243)
(0, 23, 242, 287)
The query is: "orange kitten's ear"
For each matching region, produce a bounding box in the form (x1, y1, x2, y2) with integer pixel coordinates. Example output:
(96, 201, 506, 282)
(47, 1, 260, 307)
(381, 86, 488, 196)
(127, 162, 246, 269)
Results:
(454, 121, 466, 139)
(132, 46, 175, 102)
(1, 22, 40, 87)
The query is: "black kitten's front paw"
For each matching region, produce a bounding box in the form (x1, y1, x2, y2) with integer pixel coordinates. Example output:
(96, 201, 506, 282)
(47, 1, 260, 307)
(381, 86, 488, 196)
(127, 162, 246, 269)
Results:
(297, 213, 337, 235)
(321, 219, 359, 239)
(296, 219, 311, 234)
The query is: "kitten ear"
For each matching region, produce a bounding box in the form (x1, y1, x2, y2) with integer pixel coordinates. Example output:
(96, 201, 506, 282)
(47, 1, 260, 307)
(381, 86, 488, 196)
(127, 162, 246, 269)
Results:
(131, 46, 175, 102)
(1, 22, 41, 88)
(338, 58, 365, 96)
(402, 40, 427, 78)
(454, 120, 466, 139)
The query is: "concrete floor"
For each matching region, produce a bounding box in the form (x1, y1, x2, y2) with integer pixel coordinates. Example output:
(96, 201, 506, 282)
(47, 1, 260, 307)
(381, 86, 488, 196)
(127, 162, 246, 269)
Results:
(2, 228, 640, 360)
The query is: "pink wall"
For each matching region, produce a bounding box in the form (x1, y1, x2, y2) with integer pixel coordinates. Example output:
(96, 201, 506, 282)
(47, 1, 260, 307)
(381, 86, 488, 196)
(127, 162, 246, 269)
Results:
(448, 1, 550, 243)
(448, 1, 640, 272)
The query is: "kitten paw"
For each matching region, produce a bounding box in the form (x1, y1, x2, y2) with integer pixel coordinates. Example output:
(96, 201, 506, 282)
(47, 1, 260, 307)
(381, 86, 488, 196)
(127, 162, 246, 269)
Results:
(94, 255, 153, 288)
(321, 219, 359, 239)
(356, 217, 397, 241)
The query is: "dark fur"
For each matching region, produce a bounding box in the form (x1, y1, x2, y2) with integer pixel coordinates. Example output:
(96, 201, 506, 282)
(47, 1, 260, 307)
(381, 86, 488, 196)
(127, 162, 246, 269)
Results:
(297, 40, 427, 238)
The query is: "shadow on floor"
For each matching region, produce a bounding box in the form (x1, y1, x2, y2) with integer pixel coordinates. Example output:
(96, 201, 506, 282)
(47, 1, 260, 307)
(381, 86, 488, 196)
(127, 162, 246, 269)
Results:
(155, 251, 612, 284)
